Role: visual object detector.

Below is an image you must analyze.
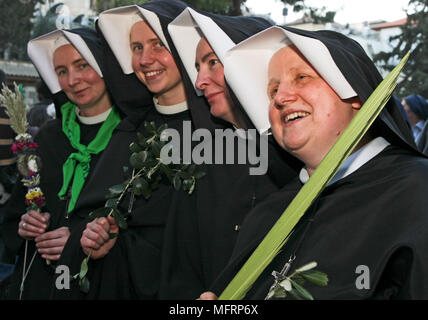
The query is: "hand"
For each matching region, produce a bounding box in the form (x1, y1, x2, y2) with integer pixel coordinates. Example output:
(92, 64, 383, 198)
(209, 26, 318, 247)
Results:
(18, 210, 50, 240)
(80, 216, 119, 260)
(198, 291, 218, 300)
(35, 226, 70, 261)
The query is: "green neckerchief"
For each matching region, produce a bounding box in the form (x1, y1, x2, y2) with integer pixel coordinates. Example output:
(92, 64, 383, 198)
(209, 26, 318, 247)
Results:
(58, 102, 121, 213)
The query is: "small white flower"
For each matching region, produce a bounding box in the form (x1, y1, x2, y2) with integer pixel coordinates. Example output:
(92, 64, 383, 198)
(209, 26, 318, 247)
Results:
(30, 187, 41, 193)
(28, 159, 38, 172)
(16, 133, 31, 141)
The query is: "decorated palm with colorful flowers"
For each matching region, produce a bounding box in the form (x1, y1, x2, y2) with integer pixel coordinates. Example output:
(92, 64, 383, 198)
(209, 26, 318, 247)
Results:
(0, 83, 45, 212)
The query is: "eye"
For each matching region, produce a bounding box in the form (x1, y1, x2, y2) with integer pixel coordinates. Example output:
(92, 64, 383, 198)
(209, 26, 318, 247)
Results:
(78, 62, 88, 70)
(268, 86, 278, 100)
(153, 41, 165, 49)
(208, 58, 220, 68)
(131, 44, 143, 52)
(56, 69, 67, 77)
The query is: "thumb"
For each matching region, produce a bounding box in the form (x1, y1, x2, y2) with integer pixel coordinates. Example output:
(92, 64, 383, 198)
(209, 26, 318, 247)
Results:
(107, 216, 119, 233)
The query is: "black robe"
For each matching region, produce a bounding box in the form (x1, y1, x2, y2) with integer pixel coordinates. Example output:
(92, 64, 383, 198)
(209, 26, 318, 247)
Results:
(157, 6, 301, 299)
(210, 145, 428, 299)
(54, 108, 194, 299)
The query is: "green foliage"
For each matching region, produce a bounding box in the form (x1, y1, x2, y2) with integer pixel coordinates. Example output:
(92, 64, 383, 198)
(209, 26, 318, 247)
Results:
(0, 0, 44, 60)
(76, 121, 205, 293)
(374, 0, 428, 98)
(266, 261, 328, 300)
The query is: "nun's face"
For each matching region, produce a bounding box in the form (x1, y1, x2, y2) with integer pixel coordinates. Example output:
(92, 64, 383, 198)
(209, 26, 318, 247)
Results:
(268, 45, 361, 172)
(195, 37, 235, 125)
(130, 21, 185, 105)
(53, 44, 109, 115)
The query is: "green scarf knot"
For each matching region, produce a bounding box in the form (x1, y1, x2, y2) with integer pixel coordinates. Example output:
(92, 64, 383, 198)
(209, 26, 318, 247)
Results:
(58, 102, 121, 213)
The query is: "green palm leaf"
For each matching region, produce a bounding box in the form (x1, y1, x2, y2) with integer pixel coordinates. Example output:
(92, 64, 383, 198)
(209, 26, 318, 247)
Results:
(219, 51, 410, 300)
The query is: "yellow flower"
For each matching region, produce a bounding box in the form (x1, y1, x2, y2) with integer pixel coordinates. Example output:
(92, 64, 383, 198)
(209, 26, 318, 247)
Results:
(25, 190, 44, 201)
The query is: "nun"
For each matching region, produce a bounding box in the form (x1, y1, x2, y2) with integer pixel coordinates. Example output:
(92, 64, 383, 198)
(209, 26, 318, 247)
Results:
(70, 0, 211, 300)
(151, 8, 301, 299)
(201, 26, 428, 299)
(1, 27, 150, 299)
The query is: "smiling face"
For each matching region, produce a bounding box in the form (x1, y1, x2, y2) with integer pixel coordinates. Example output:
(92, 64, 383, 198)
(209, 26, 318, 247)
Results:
(53, 44, 110, 116)
(195, 37, 236, 125)
(268, 45, 362, 172)
(130, 20, 185, 105)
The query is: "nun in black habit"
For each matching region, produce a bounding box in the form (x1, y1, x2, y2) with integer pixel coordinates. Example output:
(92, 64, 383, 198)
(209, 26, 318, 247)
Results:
(1, 27, 151, 299)
(204, 26, 428, 299)
(64, 1, 204, 299)
(157, 8, 301, 299)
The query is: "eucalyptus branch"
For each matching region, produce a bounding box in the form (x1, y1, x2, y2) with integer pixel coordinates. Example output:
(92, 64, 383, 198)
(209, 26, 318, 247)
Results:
(75, 121, 205, 293)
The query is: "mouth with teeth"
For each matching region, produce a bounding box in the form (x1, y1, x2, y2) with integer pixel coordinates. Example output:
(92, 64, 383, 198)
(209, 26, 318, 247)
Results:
(283, 111, 310, 124)
(144, 69, 164, 79)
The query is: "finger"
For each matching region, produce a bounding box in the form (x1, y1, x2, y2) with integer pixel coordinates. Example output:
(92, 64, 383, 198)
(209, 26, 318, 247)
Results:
(81, 230, 104, 249)
(35, 227, 70, 242)
(106, 216, 119, 233)
(198, 292, 218, 300)
(37, 245, 64, 255)
(87, 222, 110, 243)
(27, 210, 49, 224)
(36, 237, 68, 249)
(96, 217, 111, 232)
(18, 229, 42, 240)
(41, 253, 61, 261)
(21, 215, 47, 232)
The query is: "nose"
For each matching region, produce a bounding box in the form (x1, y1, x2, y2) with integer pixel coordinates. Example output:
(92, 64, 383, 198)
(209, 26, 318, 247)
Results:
(273, 81, 297, 109)
(195, 67, 209, 91)
(67, 70, 80, 87)
(139, 46, 155, 66)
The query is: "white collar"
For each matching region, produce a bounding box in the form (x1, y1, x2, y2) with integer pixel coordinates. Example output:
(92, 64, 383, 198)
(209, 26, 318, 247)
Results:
(153, 97, 188, 115)
(76, 107, 112, 125)
(299, 137, 391, 184)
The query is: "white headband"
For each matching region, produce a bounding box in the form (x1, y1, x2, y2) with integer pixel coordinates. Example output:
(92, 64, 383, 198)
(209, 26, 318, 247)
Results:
(98, 5, 171, 75)
(223, 26, 358, 134)
(168, 7, 235, 96)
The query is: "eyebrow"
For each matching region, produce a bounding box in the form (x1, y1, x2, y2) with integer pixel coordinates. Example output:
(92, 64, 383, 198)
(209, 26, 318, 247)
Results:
(130, 37, 161, 47)
(54, 58, 86, 71)
(195, 51, 216, 68)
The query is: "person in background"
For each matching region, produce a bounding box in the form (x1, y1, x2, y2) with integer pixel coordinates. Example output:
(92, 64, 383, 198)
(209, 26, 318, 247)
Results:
(0, 69, 18, 289)
(27, 80, 55, 137)
(402, 94, 428, 155)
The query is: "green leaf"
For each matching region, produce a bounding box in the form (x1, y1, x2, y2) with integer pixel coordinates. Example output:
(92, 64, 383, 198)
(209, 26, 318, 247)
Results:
(129, 142, 142, 153)
(108, 183, 126, 196)
(289, 278, 314, 300)
(79, 276, 90, 294)
(173, 174, 181, 191)
(109, 232, 118, 239)
(218, 52, 410, 300)
(300, 270, 328, 287)
(105, 198, 118, 209)
(79, 257, 89, 279)
(157, 123, 168, 135)
(89, 207, 110, 219)
(194, 171, 206, 180)
(111, 208, 128, 230)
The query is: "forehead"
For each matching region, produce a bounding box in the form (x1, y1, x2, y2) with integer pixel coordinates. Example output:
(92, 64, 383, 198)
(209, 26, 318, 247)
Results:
(53, 44, 82, 66)
(269, 45, 312, 72)
(196, 38, 214, 59)
(130, 20, 158, 41)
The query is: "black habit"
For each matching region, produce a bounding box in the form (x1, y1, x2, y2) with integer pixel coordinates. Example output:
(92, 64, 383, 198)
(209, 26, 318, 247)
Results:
(208, 26, 428, 300)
